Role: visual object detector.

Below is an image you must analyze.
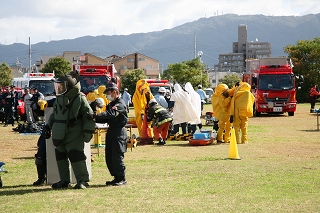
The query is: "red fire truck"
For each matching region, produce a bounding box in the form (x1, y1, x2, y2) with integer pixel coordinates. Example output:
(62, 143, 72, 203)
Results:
(145, 79, 172, 96)
(243, 57, 302, 116)
(73, 64, 119, 94)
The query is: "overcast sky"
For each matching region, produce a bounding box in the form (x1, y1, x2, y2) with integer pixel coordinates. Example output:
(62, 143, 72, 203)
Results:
(0, 0, 319, 45)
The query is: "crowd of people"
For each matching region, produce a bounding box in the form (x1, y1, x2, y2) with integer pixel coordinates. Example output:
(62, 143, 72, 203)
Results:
(3, 75, 256, 189)
(0, 86, 44, 127)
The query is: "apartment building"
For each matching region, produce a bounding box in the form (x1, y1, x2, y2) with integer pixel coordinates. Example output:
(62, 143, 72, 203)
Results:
(210, 24, 272, 88)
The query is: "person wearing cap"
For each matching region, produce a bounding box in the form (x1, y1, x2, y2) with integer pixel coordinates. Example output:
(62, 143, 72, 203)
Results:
(196, 85, 206, 114)
(147, 99, 172, 145)
(122, 88, 131, 113)
(154, 87, 168, 109)
(94, 82, 128, 186)
(30, 87, 44, 121)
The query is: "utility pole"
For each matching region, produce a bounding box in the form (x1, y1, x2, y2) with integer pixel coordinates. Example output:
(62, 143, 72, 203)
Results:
(29, 37, 32, 73)
(194, 33, 196, 59)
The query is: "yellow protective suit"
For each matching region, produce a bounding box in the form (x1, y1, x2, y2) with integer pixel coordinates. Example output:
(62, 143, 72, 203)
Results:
(230, 82, 255, 144)
(132, 79, 154, 137)
(211, 84, 232, 143)
(86, 85, 109, 114)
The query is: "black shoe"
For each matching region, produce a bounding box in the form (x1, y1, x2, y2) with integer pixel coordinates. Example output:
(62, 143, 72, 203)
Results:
(106, 177, 117, 186)
(156, 138, 166, 145)
(74, 181, 89, 189)
(52, 181, 71, 189)
(113, 180, 127, 186)
(33, 178, 46, 186)
(3, 124, 7, 127)
(112, 176, 127, 186)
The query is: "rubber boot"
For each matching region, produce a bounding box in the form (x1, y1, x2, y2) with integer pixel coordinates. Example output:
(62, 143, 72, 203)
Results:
(71, 160, 89, 189)
(52, 159, 71, 189)
(241, 127, 248, 144)
(216, 127, 224, 143)
(234, 127, 241, 144)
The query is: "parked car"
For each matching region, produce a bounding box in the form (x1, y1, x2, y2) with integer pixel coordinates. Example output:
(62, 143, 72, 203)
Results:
(204, 88, 214, 104)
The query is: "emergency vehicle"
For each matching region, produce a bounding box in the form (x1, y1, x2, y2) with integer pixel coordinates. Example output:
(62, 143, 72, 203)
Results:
(12, 72, 55, 96)
(145, 79, 172, 96)
(73, 64, 119, 94)
(1, 86, 25, 116)
(242, 57, 302, 116)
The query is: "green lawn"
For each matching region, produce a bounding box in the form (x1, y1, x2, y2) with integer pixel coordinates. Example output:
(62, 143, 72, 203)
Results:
(0, 103, 319, 213)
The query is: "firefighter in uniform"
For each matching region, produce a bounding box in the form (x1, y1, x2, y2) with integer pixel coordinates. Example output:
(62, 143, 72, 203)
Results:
(147, 99, 172, 145)
(45, 73, 95, 189)
(94, 82, 128, 186)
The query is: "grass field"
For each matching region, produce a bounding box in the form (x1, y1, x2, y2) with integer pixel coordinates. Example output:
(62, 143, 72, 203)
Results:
(0, 103, 320, 213)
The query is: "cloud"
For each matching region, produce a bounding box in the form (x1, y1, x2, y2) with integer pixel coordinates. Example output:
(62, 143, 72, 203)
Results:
(0, 0, 319, 45)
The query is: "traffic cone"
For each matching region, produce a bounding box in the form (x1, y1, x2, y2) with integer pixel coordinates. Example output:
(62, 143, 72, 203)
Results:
(138, 115, 154, 145)
(228, 127, 241, 160)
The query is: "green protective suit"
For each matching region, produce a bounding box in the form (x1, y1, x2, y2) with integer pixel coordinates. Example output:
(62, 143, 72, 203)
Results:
(230, 82, 255, 144)
(47, 82, 95, 183)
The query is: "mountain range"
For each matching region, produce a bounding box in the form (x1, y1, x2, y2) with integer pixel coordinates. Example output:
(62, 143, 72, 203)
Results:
(1, 13, 320, 69)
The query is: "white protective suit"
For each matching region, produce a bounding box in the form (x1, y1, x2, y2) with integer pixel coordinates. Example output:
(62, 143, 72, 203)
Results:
(170, 84, 197, 125)
(184, 82, 201, 125)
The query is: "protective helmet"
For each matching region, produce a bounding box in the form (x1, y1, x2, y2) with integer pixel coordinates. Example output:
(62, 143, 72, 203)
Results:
(158, 87, 166, 93)
(215, 84, 228, 95)
(53, 74, 77, 96)
(38, 99, 48, 111)
(148, 99, 158, 105)
(124, 88, 128, 91)
(95, 98, 106, 108)
(198, 85, 202, 89)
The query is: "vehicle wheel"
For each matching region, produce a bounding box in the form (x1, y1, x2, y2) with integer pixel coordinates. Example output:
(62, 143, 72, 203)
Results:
(253, 105, 261, 117)
(288, 112, 294, 116)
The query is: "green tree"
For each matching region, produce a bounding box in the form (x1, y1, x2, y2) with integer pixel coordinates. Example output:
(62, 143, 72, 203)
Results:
(120, 68, 147, 94)
(162, 58, 209, 88)
(0, 62, 13, 86)
(41, 57, 71, 77)
(284, 37, 320, 102)
(219, 73, 242, 89)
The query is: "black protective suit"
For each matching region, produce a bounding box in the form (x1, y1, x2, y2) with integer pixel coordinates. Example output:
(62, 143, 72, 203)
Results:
(95, 97, 128, 182)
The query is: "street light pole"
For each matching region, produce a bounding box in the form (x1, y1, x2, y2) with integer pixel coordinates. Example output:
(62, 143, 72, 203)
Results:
(198, 51, 203, 86)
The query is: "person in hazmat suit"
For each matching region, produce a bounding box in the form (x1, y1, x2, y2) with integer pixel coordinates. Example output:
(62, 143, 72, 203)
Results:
(45, 73, 95, 189)
(132, 79, 154, 137)
(87, 85, 109, 114)
(170, 83, 195, 136)
(229, 82, 255, 144)
(184, 82, 202, 133)
(211, 83, 233, 143)
(94, 82, 128, 186)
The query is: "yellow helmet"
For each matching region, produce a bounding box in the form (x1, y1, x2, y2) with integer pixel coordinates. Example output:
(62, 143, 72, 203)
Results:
(38, 99, 48, 111)
(214, 84, 228, 95)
